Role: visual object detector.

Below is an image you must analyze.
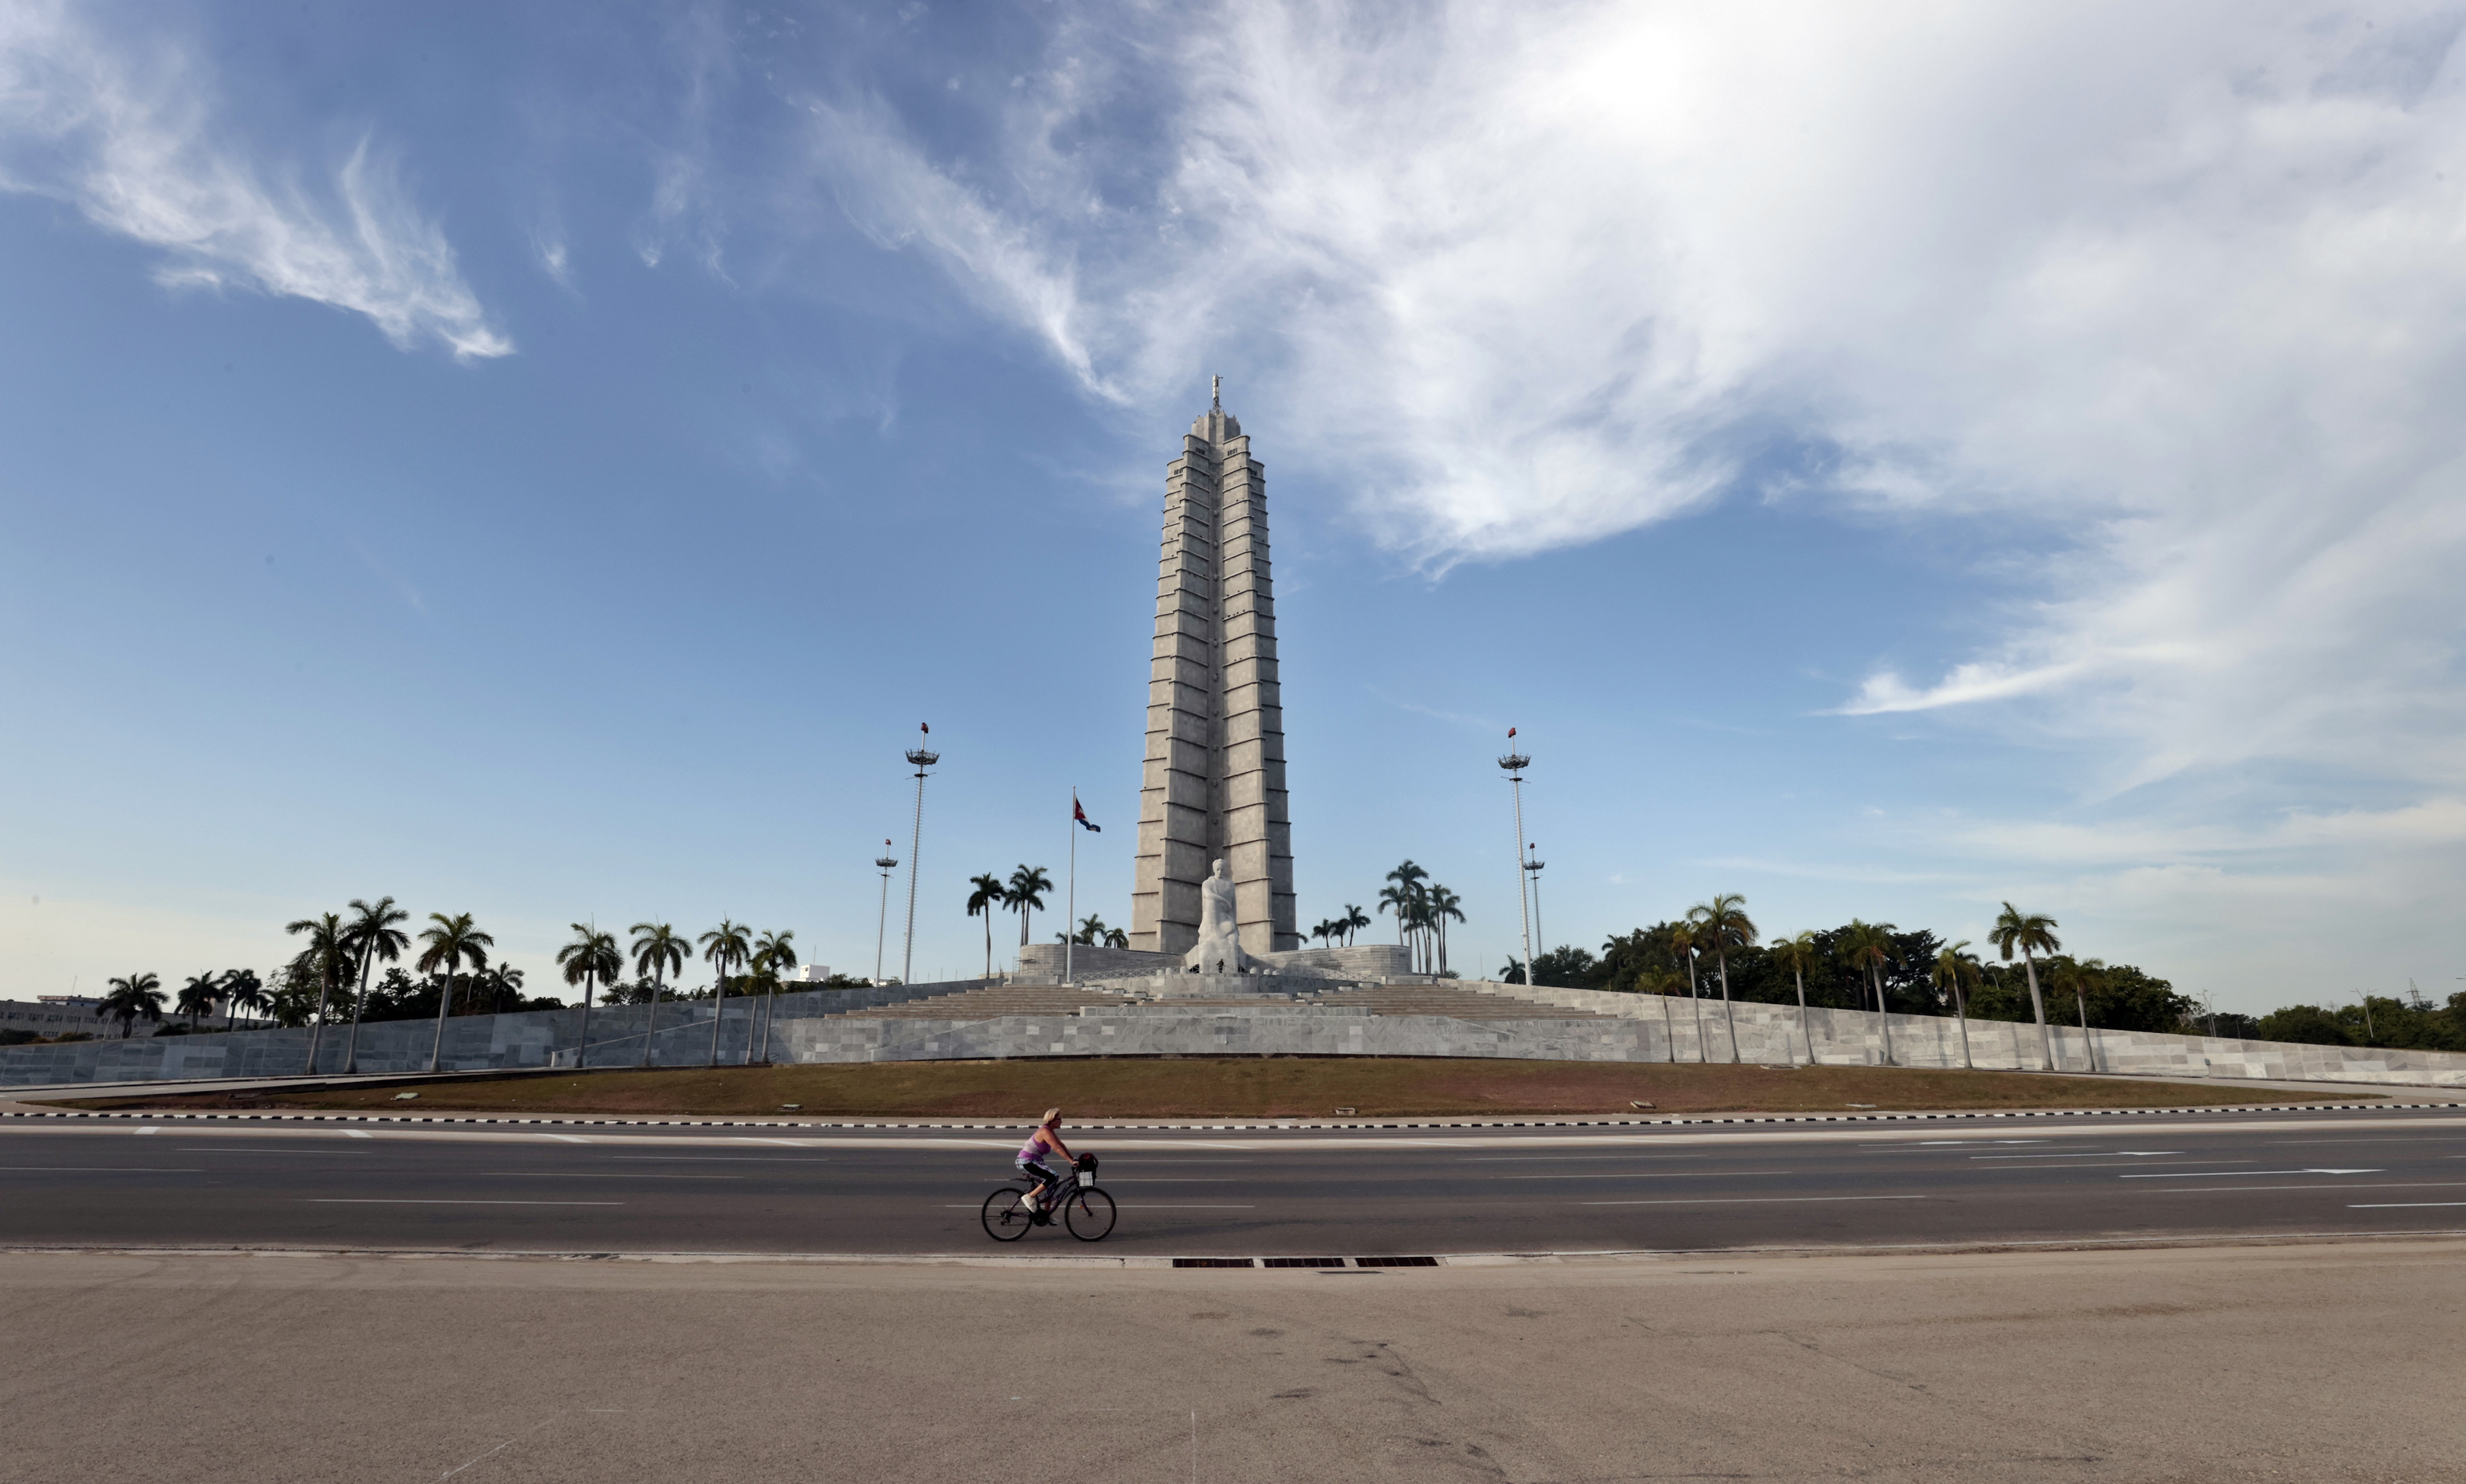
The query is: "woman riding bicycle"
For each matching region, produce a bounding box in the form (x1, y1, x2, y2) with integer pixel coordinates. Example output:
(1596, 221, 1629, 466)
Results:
(1015, 1108, 1077, 1214)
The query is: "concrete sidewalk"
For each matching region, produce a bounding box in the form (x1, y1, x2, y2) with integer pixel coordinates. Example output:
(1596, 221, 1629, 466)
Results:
(3, 1240, 2457, 1483)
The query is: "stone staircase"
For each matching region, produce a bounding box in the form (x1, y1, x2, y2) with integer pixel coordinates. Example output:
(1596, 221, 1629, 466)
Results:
(819, 978, 1612, 1024)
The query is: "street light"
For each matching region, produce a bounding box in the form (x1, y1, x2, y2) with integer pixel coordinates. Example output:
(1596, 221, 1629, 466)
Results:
(1524, 846, 1546, 962)
(1498, 740, 1536, 986)
(902, 726, 939, 987)
(2349, 990, 2375, 1046)
(872, 842, 899, 986)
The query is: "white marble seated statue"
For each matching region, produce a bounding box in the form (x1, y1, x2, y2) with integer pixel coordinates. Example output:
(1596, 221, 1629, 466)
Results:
(1182, 858, 1253, 974)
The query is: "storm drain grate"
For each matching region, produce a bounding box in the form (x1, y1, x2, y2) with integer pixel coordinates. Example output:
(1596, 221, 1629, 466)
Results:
(1171, 1258, 1257, 1268)
(1352, 1255, 1440, 1267)
(1261, 1257, 1349, 1268)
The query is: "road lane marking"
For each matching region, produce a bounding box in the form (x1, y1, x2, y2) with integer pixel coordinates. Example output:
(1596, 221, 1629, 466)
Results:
(612, 1157, 829, 1163)
(345, 1130, 372, 1139)
(472, 1172, 745, 1179)
(0, 1165, 204, 1172)
(540, 1134, 592, 1144)
(2338, 1188, 2466, 1202)
(1972, 1151, 2189, 1160)
(2138, 1182, 2466, 1194)
(941, 1204, 1255, 1210)
(136, 1127, 159, 1135)
(307, 1198, 623, 1205)
(1581, 1195, 1928, 1206)
(1509, 1171, 1795, 1180)
(2119, 1169, 2379, 1178)
(1461, 1154, 1707, 1162)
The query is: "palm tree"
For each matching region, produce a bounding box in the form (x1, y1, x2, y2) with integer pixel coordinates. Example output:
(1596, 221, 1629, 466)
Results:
(556, 922, 623, 1069)
(966, 873, 1007, 978)
(415, 912, 494, 1073)
(222, 969, 266, 1030)
(629, 922, 689, 1067)
(1309, 919, 1334, 949)
(340, 896, 409, 1074)
(1381, 861, 1431, 970)
(1637, 966, 1687, 1063)
(698, 919, 753, 1067)
(1666, 920, 1708, 1062)
(1071, 913, 1112, 945)
(2050, 956, 2106, 1073)
(1103, 926, 1129, 949)
(751, 928, 797, 1063)
(1426, 884, 1465, 976)
(1005, 866, 1053, 946)
(98, 973, 166, 1038)
(1837, 919, 1898, 1066)
(1767, 931, 1820, 1066)
(176, 971, 223, 1028)
(1687, 893, 1758, 1063)
(1989, 902, 2061, 1071)
(1341, 905, 1371, 947)
(1933, 940, 1982, 1070)
(285, 911, 347, 1073)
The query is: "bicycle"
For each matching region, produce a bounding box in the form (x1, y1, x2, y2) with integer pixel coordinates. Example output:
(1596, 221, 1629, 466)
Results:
(983, 1153, 1114, 1242)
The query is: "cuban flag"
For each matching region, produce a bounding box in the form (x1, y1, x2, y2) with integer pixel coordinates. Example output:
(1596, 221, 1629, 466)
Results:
(1073, 793, 1101, 831)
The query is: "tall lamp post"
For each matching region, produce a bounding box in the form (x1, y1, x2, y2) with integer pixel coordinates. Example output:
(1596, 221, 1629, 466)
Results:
(1499, 739, 1536, 986)
(901, 726, 938, 987)
(1524, 847, 1546, 962)
(872, 842, 898, 986)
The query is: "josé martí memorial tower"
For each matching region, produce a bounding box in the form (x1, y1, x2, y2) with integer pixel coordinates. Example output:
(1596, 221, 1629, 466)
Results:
(1129, 380, 1301, 961)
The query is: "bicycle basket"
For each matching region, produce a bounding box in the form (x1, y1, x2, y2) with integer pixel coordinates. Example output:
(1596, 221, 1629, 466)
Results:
(1076, 1153, 1098, 1185)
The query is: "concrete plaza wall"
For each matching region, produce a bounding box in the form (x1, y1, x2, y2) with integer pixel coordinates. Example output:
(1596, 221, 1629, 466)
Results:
(1473, 982, 2466, 1088)
(10, 973, 2461, 1091)
(0, 979, 989, 1088)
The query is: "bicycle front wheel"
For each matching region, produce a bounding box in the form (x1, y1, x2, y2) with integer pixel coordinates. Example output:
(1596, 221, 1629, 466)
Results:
(982, 1186, 1035, 1242)
(1064, 1186, 1117, 1242)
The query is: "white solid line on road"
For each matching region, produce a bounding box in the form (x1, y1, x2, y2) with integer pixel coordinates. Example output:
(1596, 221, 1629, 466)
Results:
(2338, 1188, 2466, 1202)
(474, 1172, 744, 1179)
(612, 1157, 829, 1163)
(940, 1205, 1257, 1210)
(1461, 1154, 1707, 1162)
(1510, 1171, 1796, 1180)
(1098, 1179, 1239, 1183)
(2140, 1183, 2466, 1194)
(136, 1127, 159, 1135)
(0, 1165, 204, 1172)
(2119, 1169, 2379, 1178)
(1972, 1151, 2189, 1160)
(180, 1147, 360, 1153)
(345, 1130, 372, 1139)
(306, 1198, 625, 1205)
(540, 1134, 592, 1144)
(1581, 1195, 1929, 1207)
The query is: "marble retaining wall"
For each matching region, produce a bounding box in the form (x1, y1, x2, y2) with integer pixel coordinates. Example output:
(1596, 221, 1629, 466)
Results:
(1468, 982, 2466, 1088)
(0, 978, 991, 1087)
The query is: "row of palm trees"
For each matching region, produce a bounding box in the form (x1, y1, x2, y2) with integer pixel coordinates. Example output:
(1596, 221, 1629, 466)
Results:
(965, 865, 1059, 977)
(1307, 905, 1373, 952)
(1362, 860, 1463, 974)
(1627, 894, 2069, 1070)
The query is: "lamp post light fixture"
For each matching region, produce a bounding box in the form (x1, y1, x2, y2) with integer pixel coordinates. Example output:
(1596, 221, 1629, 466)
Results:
(1524, 847, 1546, 963)
(872, 842, 898, 986)
(1498, 742, 1536, 986)
(901, 726, 939, 987)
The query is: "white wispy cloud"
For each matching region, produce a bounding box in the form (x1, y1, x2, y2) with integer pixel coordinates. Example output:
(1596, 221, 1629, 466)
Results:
(776, 1, 2466, 807)
(0, 0, 511, 359)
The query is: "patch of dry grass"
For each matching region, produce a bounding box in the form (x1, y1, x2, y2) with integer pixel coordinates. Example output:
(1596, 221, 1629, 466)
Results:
(69, 1056, 2328, 1120)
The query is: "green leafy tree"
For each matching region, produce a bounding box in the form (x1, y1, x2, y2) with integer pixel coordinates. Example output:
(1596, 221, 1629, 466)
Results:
(1687, 893, 1758, 1063)
(1767, 931, 1820, 1064)
(1988, 902, 2061, 1071)
(557, 922, 623, 1067)
(1005, 866, 1053, 947)
(222, 969, 266, 1029)
(175, 971, 223, 1028)
(340, 896, 409, 1074)
(1837, 919, 1898, 1065)
(1933, 941, 1984, 1069)
(285, 911, 348, 1071)
(966, 873, 1007, 977)
(630, 922, 688, 1067)
(415, 912, 494, 1073)
(97, 973, 165, 1039)
(698, 919, 753, 1067)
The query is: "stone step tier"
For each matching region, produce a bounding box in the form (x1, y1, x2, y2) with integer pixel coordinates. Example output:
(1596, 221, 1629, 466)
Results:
(830, 982, 1610, 1023)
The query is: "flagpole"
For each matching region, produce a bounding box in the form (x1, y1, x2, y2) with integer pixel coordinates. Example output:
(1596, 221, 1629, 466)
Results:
(1064, 791, 1077, 986)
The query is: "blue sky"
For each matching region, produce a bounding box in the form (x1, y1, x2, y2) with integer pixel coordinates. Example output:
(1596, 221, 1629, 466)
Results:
(5, 1, 2463, 1010)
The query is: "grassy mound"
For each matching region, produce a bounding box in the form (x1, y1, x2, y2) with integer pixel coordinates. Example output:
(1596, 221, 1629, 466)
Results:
(70, 1057, 2330, 1120)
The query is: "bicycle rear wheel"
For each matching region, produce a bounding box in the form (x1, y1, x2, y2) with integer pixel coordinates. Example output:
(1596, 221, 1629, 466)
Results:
(982, 1185, 1035, 1242)
(1064, 1186, 1117, 1242)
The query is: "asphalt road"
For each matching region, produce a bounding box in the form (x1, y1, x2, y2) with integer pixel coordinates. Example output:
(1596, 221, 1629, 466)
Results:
(11, 1241, 2466, 1484)
(6, 1105, 2465, 1256)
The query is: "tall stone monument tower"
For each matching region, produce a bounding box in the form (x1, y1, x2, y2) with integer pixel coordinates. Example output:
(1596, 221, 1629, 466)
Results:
(1130, 380, 1299, 959)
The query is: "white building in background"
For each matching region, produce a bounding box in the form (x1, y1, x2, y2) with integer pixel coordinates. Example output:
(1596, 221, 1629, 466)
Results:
(786, 965, 835, 985)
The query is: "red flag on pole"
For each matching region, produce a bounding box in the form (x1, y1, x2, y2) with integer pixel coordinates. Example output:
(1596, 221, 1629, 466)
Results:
(1073, 793, 1101, 832)
(1508, 726, 1516, 738)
